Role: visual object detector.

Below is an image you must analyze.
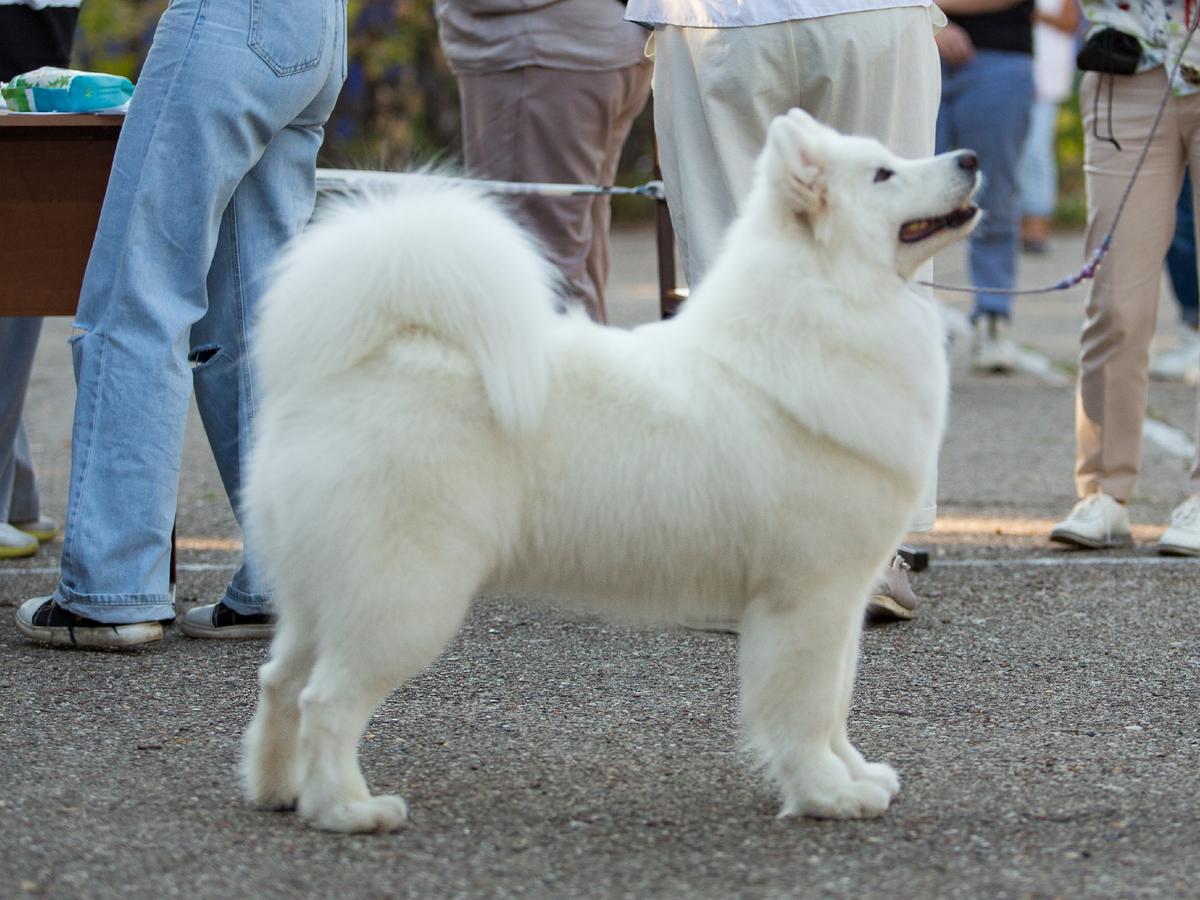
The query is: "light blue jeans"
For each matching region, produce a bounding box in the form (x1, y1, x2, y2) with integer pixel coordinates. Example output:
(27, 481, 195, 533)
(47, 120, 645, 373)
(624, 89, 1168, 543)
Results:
(936, 49, 1034, 320)
(1019, 98, 1060, 219)
(53, 0, 346, 624)
(0, 317, 43, 523)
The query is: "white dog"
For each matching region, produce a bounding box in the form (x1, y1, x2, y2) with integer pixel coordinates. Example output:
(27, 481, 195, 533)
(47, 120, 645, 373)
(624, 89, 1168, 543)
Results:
(240, 109, 980, 833)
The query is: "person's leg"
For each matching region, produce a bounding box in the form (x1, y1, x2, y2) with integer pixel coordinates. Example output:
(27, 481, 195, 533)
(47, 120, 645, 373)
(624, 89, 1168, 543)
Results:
(45, 0, 341, 626)
(584, 61, 653, 323)
(1166, 172, 1199, 326)
(946, 51, 1035, 321)
(459, 65, 648, 322)
(0, 318, 40, 520)
(1019, 98, 1061, 251)
(649, 25, 770, 285)
(186, 50, 345, 623)
(1074, 70, 1183, 503)
(0, 319, 41, 557)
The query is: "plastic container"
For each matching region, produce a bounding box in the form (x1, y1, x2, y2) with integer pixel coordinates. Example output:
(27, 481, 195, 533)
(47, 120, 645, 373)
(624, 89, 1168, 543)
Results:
(1, 67, 133, 113)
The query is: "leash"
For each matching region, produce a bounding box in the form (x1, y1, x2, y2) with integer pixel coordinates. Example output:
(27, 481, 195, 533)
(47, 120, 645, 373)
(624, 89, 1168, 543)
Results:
(917, 12, 1200, 296)
(315, 168, 667, 201)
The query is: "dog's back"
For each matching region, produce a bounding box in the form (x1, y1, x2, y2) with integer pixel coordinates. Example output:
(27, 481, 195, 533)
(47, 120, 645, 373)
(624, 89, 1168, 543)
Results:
(253, 184, 561, 434)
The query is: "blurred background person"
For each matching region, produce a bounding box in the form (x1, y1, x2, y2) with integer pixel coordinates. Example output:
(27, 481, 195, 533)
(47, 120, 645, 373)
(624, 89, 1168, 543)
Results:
(434, 0, 651, 324)
(935, 0, 1035, 374)
(1018, 0, 1080, 255)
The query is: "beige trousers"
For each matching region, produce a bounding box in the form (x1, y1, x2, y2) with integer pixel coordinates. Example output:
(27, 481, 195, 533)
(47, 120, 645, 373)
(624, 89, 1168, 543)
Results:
(459, 63, 651, 323)
(1076, 69, 1200, 501)
(649, 8, 943, 529)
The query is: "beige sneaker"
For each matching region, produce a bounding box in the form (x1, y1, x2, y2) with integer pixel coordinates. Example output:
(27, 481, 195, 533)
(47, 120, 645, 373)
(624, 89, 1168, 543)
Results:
(1156, 495, 1200, 556)
(1049, 493, 1133, 549)
(867, 554, 917, 622)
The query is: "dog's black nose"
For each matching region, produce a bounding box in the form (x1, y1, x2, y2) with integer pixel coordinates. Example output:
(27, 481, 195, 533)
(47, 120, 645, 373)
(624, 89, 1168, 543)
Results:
(957, 151, 979, 173)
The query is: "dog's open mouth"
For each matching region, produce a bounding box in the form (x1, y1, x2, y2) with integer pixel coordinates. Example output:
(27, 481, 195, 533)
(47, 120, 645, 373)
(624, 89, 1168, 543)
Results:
(898, 205, 978, 243)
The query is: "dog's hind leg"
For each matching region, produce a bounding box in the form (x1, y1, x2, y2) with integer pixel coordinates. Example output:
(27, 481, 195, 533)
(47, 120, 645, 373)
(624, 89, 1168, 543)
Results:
(830, 627, 900, 800)
(241, 609, 317, 811)
(739, 589, 892, 819)
(293, 559, 479, 834)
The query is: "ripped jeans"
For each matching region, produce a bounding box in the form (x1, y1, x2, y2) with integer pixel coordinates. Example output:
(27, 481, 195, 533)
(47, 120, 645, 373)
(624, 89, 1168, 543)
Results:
(53, 0, 346, 624)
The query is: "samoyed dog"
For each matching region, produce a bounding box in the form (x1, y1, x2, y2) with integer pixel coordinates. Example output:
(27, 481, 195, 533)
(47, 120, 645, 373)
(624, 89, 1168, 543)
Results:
(240, 109, 980, 833)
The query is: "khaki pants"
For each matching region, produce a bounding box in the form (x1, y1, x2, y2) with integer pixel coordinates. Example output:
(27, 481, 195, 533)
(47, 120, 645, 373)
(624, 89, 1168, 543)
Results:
(1076, 68, 1200, 501)
(459, 63, 651, 324)
(649, 7, 943, 529)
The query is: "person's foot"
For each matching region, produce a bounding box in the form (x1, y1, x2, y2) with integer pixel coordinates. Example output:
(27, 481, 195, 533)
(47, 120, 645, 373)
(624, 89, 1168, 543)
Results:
(970, 315, 1017, 374)
(1020, 215, 1051, 255)
(0, 523, 39, 559)
(179, 601, 274, 639)
(867, 554, 917, 622)
(10, 516, 60, 543)
(1156, 494, 1200, 556)
(14, 596, 164, 648)
(1049, 493, 1133, 549)
(1148, 327, 1200, 385)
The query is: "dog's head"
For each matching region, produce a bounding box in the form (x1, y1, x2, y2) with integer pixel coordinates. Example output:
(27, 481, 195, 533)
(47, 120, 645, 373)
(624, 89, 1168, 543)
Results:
(755, 109, 981, 280)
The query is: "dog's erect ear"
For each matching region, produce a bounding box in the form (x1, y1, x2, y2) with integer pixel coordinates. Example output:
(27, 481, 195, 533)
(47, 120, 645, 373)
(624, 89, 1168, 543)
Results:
(766, 109, 827, 215)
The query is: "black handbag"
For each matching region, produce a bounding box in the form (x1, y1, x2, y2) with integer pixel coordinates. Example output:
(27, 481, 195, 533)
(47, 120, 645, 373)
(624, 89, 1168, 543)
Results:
(1077, 27, 1142, 75)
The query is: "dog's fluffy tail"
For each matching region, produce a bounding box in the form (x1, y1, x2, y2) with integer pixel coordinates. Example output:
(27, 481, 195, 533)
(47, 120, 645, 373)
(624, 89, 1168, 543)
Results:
(254, 182, 560, 433)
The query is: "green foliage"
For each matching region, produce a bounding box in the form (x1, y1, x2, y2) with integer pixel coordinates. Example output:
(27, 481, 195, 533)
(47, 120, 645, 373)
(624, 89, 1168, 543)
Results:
(1055, 87, 1087, 228)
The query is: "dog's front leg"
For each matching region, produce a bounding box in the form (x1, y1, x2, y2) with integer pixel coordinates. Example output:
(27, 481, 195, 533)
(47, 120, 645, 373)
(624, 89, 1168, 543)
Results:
(830, 628, 901, 799)
(738, 592, 892, 819)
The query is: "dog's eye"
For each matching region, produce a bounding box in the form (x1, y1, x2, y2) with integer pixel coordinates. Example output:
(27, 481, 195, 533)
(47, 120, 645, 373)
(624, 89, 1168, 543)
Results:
(873, 168, 895, 183)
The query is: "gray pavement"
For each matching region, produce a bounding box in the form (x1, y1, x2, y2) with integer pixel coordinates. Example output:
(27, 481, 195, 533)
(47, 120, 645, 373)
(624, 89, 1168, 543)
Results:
(3, 226, 1199, 899)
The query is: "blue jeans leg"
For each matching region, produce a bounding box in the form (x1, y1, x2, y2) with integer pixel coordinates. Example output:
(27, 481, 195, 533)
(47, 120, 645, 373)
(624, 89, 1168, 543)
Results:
(1018, 98, 1060, 219)
(1166, 173, 1199, 327)
(0, 316, 42, 521)
(54, 0, 345, 624)
(937, 50, 1034, 320)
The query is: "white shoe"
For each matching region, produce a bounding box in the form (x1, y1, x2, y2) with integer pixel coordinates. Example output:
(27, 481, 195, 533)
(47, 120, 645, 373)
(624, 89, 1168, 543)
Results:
(1157, 495, 1200, 556)
(11, 515, 59, 542)
(1148, 328, 1200, 385)
(971, 316, 1017, 373)
(0, 522, 38, 559)
(1049, 493, 1133, 549)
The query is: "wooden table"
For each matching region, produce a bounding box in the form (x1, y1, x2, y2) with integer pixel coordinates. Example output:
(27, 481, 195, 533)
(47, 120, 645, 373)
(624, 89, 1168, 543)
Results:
(0, 113, 122, 316)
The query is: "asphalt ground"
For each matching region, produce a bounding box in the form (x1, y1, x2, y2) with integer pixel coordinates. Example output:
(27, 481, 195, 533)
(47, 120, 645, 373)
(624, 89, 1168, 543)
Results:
(2, 227, 1198, 899)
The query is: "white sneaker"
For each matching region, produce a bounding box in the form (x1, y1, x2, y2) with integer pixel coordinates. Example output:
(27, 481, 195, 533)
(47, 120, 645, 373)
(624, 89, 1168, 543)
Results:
(1157, 495, 1200, 556)
(0, 522, 38, 559)
(11, 515, 59, 542)
(1149, 328, 1200, 385)
(1049, 493, 1133, 549)
(971, 316, 1017, 373)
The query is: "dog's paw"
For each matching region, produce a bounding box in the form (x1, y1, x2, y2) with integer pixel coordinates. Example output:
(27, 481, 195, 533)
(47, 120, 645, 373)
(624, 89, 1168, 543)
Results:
(779, 778, 892, 820)
(245, 784, 298, 812)
(303, 794, 409, 833)
(856, 761, 901, 799)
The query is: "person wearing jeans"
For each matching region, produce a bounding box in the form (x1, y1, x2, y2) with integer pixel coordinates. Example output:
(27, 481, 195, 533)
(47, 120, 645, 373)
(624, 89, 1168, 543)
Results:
(934, 0, 1035, 373)
(16, 0, 348, 648)
(0, 0, 82, 559)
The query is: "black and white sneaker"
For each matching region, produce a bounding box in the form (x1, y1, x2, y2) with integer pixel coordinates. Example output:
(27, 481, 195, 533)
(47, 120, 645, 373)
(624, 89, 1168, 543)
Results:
(179, 601, 273, 639)
(15, 596, 164, 648)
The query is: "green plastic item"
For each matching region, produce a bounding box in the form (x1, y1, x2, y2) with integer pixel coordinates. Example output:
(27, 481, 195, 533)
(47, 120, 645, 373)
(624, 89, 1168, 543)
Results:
(1, 66, 133, 113)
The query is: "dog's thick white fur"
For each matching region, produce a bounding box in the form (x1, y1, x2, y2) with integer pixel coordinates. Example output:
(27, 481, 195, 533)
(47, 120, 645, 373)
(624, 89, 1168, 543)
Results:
(240, 109, 980, 833)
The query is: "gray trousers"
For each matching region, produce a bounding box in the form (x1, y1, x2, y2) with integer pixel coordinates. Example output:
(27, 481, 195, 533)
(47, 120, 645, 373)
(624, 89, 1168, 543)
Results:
(458, 62, 652, 323)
